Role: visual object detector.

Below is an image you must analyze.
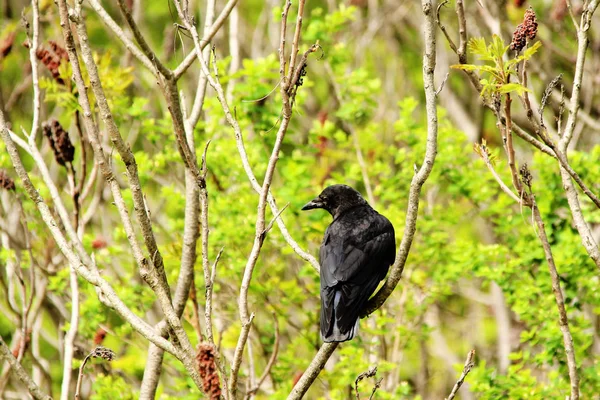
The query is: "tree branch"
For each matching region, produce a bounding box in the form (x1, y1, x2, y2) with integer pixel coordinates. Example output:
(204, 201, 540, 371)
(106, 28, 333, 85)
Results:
(0, 335, 51, 400)
(289, 1, 439, 396)
(362, 0, 439, 316)
(172, 0, 240, 79)
(0, 109, 183, 365)
(59, 4, 201, 388)
(446, 349, 475, 400)
(530, 196, 579, 398)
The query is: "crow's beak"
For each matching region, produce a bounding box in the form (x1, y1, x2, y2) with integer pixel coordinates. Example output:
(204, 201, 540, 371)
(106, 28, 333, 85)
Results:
(301, 198, 323, 211)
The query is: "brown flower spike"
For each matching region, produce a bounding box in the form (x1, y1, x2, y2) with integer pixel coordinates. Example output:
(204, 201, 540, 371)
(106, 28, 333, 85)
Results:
(0, 170, 15, 191)
(511, 8, 538, 52)
(196, 344, 222, 399)
(24, 40, 69, 84)
(43, 119, 75, 166)
(0, 31, 16, 59)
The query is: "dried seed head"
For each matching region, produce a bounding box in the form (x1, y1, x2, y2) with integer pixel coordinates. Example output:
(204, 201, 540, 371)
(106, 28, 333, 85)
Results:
(0, 170, 16, 191)
(91, 346, 115, 361)
(511, 8, 538, 52)
(523, 8, 538, 40)
(30, 41, 69, 84)
(36, 47, 64, 84)
(520, 163, 533, 187)
(43, 119, 75, 166)
(48, 40, 68, 60)
(510, 24, 527, 52)
(196, 343, 222, 399)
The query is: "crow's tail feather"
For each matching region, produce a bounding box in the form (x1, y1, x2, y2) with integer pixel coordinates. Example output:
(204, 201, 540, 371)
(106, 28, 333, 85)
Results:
(321, 278, 382, 343)
(320, 289, 359, 342)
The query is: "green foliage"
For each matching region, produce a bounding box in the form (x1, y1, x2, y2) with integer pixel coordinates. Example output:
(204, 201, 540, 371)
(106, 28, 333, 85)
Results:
(451, 36, 541, 97)
(2, 2, 599, 399)
(40, 51, 134, 117)
(91, 374, 135, 400)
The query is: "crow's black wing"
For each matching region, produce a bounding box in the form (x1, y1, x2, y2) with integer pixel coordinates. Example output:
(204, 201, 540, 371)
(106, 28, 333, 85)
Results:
(319, 210, 395, 341)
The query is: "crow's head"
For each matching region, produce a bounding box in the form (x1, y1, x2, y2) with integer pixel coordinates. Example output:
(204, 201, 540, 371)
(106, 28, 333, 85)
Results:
(301, 184, 368, 218)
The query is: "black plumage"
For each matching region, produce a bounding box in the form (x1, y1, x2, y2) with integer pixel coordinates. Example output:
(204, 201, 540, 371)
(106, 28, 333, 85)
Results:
(302, 184, 396, 342)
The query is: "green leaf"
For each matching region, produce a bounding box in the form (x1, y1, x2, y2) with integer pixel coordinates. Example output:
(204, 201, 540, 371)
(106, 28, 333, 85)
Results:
(450, 64, 480, 71)
(490, 34, 508, 60)
(498, 83, 531, 95)
(523, 41, 542, 60)
(468, 37, 494, 61)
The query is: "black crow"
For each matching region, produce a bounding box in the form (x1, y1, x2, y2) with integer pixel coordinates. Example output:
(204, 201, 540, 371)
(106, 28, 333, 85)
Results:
(302, 184, 396, 342)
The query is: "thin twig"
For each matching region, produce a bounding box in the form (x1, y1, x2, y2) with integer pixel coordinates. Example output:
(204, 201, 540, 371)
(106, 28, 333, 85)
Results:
(116, 0, 171, 77)
(436, 72, 450, 96)
(285, 0, 307, 89)
(560, 0, 600, 147)
(64, 4, 200, 385)
(245, 315, 280, 398)
(279, 1, 292, 83)
(289, 1, 440, 397)
(187, 0, 217, 128)
(354, 365, 377, 399)
(436, 0, 458, 55)
(74, 346, 116, 400)
(480, 152, 522, 204)
(446, 349, 475, 400)
(1, 109, 186, 378)
(173, 0, 240, 79)
(206, 247, 224, 345)
(503, 94, 523, 195)
(263, 203, 290, 236)
(0, 335, 51, 400)
(531, 197, 579, 398)
(455, 0, 467, 63)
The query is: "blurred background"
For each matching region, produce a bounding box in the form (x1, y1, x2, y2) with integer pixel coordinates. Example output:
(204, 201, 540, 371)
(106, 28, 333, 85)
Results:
(1, 0, 600, 398)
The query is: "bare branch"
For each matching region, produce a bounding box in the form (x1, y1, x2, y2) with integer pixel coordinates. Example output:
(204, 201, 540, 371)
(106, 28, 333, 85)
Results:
(446, 349, 475, 400)
(188, 0, 217, 128)
(1, 109, 182, 360)
(116, 0, 171, 77)
(362, 0, 439, 316)
(530, 197, 579, 398)
(502, 94, 522, 194)
(173, 0, 240, 79)
(287, 342, 339, 400)
(285, 0, 307, 89)
(279, 0, 292, 84)
(480, 155, 522, 205)
(246, 316, 280, 398)
(264, 203, 290, 236)
(74, 346, 115, 400)
(354, 365, 377, 399)
(60, 5, 200, 386)
(455, 0, 467, 63)
(560, 0, 599, 147)
(59, 267, 79, 400)
(290, 0, 440, 396)
(436, 0, 458, 55)
(205, 247, 224, 345)
(86, 0, 156, 74)
(0, 335, 51, 400)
